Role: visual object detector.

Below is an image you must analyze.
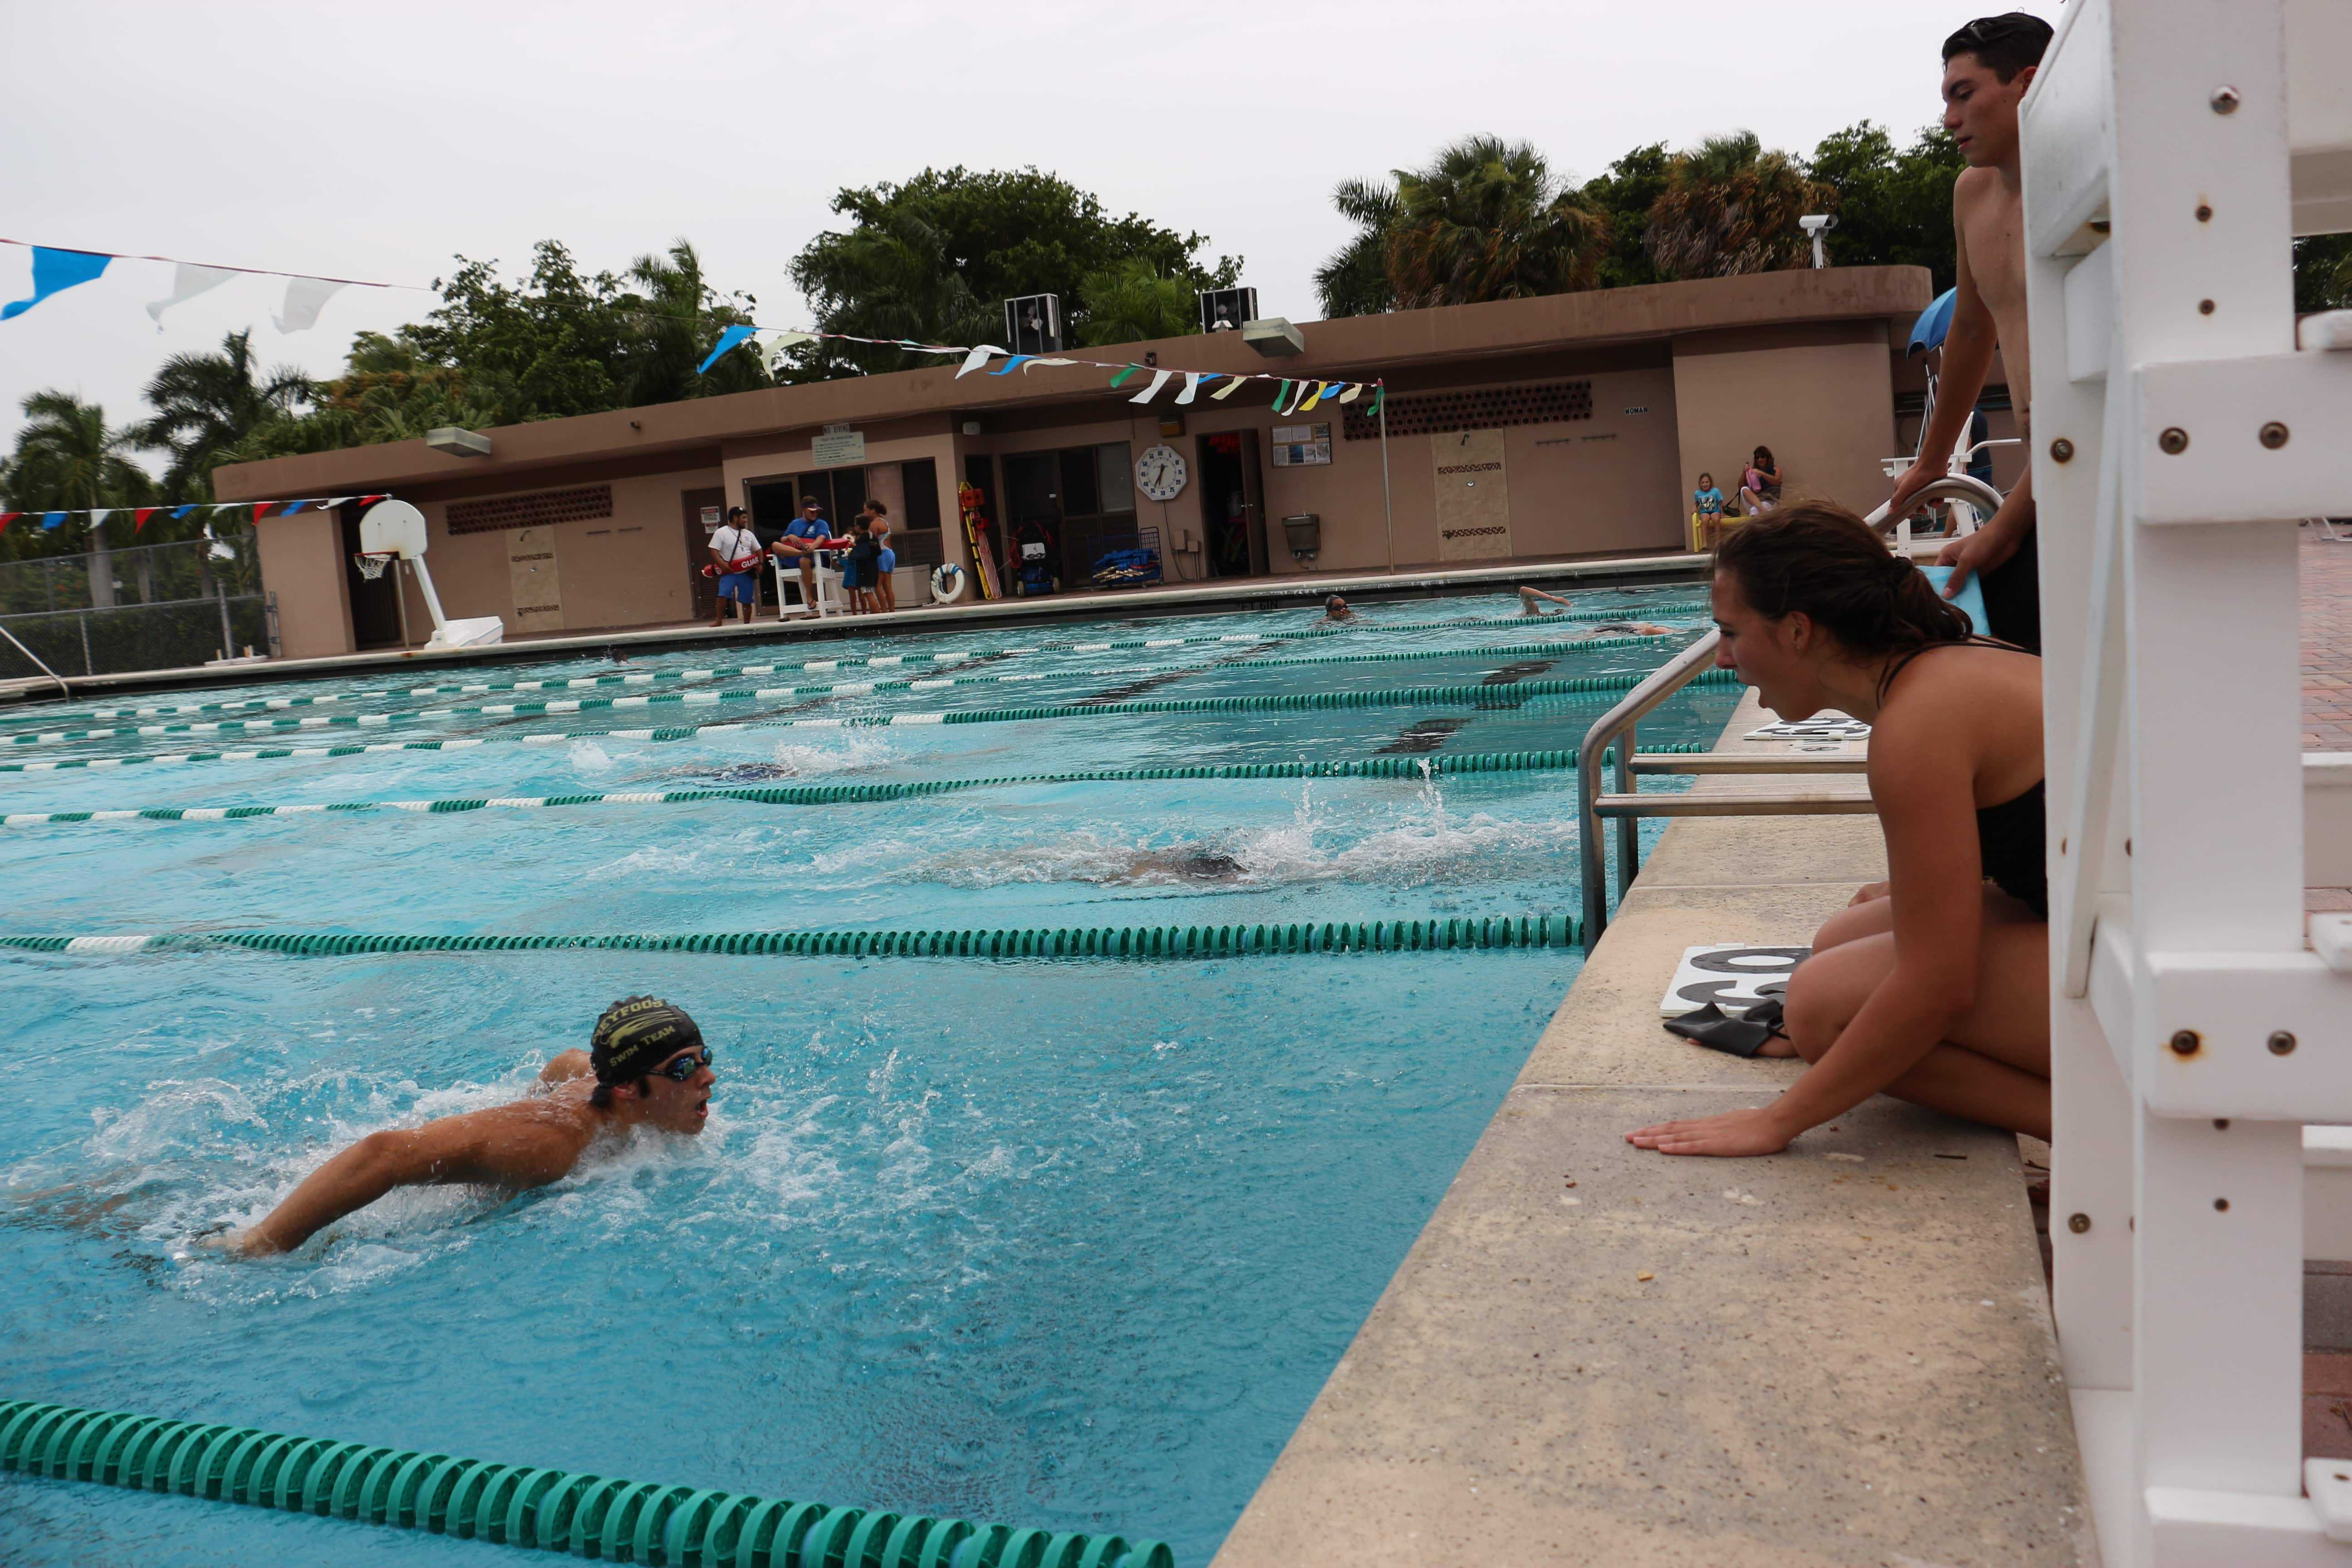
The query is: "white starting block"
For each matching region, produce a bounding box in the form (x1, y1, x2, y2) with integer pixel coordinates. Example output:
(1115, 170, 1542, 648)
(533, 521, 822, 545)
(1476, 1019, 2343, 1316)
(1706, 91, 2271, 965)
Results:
(358, 500, 503, 648)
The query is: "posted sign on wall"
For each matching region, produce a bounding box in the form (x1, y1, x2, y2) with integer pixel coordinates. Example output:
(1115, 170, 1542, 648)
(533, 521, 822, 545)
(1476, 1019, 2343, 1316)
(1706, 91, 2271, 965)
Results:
(509, 526, 565, 634)
(1432, 430, 1511, 561)
(812, 429, 866, 468)
(1269, 423, 1331, 467)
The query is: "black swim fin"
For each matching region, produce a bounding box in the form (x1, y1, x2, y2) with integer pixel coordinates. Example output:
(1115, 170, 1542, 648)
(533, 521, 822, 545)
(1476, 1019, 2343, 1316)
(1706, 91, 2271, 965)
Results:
(1663, 996, 1788, 1058)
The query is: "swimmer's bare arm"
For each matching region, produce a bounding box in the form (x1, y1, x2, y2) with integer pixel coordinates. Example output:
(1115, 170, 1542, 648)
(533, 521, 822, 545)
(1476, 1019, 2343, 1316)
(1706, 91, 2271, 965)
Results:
(232, 1101, 591, 1256)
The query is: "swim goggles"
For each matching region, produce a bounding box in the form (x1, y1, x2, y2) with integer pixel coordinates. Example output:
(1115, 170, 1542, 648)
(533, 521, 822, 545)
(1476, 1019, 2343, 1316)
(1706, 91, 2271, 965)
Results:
(651, 1046, 713, 1082)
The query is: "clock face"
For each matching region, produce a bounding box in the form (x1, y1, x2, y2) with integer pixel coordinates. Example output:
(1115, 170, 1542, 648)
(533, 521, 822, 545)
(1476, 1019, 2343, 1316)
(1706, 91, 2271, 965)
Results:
(1135, 444, 1189, 502)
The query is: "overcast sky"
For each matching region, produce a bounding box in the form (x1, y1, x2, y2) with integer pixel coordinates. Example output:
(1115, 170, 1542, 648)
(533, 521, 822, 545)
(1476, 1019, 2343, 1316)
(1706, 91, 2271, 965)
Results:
(0, 0, 2062, 480)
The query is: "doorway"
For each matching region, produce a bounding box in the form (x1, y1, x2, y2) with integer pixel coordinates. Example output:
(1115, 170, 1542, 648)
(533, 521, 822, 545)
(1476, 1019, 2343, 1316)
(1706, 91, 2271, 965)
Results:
(1195, 430, 1267, 577)
(680, 486, 725, 622)
(339, 506, 405, 649)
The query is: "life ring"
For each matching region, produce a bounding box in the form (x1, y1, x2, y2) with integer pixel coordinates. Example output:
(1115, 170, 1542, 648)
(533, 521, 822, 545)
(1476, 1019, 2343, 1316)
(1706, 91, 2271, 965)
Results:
(931, 563, 968, 603)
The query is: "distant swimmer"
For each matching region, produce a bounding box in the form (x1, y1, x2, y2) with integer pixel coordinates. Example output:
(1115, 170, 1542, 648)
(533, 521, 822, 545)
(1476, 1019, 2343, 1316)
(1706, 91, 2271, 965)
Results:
(220, 997, 714, 1256)
(1517, 587, 1573, 615)
(1581, 621, 1674, 638)
(1322, 595, 1356, 622)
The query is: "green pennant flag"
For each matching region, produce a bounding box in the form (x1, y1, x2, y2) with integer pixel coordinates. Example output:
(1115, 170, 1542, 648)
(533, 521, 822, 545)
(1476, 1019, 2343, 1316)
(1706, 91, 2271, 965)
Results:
(1109, 364, 1140, 388)
(1366, 385, 1386, 420)
(1272, 379, 1294, 412)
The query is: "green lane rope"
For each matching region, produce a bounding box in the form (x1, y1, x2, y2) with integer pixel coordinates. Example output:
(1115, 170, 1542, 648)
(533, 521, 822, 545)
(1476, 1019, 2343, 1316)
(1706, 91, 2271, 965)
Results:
(2, 602, 1709, 727)
(0, 636, 1693, 750)
(0, 913, 1580, 959)
(0, 745, 1707, 830)
(0, 1397, 1172, 1567)
(0, 669, 1741, 775)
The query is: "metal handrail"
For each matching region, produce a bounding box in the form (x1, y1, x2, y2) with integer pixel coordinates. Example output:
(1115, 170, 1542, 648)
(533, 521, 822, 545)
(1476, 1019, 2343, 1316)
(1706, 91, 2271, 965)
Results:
(0, 624, 70, 700)
(1575, 474, 2005, 946)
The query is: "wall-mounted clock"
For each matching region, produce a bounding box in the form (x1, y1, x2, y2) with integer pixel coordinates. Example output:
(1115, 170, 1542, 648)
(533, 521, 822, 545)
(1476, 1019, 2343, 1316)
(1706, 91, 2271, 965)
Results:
(1136, 445, 1188, 502)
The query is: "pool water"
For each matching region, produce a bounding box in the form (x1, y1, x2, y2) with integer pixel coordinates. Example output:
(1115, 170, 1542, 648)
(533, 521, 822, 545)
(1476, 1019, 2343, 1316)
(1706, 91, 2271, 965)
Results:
(0, 587, 1731, 1565)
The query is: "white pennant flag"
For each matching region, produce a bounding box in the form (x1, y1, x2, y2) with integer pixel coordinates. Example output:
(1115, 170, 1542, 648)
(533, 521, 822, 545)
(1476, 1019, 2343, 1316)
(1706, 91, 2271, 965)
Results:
(1175, 372, 1207, 405)
(1020, 358, 1078, 372)
(86, 510, 112, 530)
(1338, 383, 1363, 404)
(1128, 368, 1174, 404)
(145, 263, 239, 329)
(274, 277, 349, 333)
(1210, 374, 1250, 401)
(758, 330, 819, 373)
(955, 344, 1006, 379)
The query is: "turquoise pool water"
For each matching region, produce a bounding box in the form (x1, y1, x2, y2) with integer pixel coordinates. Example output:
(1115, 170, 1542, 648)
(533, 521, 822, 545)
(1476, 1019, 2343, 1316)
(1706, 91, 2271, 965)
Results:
(0, 587, 1731, 1564)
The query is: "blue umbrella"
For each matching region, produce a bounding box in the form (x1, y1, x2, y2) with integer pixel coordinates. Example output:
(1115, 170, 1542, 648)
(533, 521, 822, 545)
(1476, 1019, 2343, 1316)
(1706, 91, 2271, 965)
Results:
(1907, 289, 1956, 357)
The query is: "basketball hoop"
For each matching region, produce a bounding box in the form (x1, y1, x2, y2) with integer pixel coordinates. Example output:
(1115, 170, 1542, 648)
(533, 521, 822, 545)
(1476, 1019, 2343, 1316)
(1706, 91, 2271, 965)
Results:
(354, 551, 396, 581)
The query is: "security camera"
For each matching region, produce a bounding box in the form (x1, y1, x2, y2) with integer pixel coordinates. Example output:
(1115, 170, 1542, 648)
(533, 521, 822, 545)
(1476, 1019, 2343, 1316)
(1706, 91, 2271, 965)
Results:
(1799, 213, 1838, 270)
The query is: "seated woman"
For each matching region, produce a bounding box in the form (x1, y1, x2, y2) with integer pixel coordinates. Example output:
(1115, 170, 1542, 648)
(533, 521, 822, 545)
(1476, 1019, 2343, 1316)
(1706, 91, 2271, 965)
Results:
(1627, 500, 2048, 1157)
(1739, 445, 1783, 515)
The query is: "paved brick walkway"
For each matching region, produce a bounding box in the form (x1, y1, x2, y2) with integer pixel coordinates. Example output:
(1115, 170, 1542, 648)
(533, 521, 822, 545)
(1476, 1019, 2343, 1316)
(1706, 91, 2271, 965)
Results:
(2305, 524, 2352, 750)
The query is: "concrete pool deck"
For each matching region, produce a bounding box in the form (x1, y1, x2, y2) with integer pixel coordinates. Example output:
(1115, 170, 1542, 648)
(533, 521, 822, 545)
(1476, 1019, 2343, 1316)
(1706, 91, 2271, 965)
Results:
(1214, 695, 2096, 1568)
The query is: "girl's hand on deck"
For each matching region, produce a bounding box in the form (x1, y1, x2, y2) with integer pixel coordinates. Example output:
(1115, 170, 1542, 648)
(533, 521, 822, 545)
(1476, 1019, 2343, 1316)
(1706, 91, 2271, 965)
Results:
(1625, 1106, 1795, 1157)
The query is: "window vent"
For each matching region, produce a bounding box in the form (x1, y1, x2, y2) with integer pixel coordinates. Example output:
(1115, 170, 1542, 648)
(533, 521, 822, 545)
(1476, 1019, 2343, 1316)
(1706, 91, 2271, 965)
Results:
(445, 484, 614, 537)
(1342, 380, 1594, 441)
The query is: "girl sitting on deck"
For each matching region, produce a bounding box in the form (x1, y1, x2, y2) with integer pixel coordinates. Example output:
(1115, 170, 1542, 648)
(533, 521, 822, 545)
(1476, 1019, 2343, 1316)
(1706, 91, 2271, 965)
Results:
(1627, 500, 2048, 1158)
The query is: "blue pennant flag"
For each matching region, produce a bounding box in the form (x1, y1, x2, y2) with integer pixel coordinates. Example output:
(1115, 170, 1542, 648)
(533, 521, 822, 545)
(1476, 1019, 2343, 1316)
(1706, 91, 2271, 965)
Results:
(2, 247, 113, 322)
(170, 505, 196, 519)
(283, 500, 309, 514)
(40, 511, 68, 529)
(696, 324, 756, 374)
(987, 355, 1034, 376)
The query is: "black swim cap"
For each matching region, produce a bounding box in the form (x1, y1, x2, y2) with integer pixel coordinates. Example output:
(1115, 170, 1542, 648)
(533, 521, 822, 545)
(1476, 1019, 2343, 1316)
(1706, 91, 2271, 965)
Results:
(590, 996, 703, 1083)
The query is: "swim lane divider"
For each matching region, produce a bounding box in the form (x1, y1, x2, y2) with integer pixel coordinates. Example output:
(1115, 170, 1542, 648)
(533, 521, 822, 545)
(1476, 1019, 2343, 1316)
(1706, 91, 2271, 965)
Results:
(0, 745, 1707, 829)
(0, 1397, 1172, 1567)
(0, 670, 1742, 774)
(0, 913, 1579, 959)
(0, 602, 1713, 725)
(2, 635, 1695, 748)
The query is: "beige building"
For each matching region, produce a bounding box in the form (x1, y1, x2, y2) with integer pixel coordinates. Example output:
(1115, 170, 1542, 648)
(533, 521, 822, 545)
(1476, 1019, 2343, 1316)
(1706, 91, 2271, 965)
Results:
(215, 267, 1943, 659)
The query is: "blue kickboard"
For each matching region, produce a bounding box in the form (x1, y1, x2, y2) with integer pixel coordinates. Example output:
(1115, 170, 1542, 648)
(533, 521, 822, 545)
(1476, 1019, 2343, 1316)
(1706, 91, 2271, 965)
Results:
(1919, 564, 1988, 636)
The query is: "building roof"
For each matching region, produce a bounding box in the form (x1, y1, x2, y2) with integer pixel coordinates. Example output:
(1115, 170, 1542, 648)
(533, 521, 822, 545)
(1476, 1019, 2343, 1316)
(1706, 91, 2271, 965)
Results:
(213, 266, 1932, 500)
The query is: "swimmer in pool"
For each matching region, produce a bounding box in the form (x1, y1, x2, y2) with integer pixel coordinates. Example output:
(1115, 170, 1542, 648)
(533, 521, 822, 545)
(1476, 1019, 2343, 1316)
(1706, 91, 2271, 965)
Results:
(1518, 587, 1573, 615)
(1119, 847, 1247, 882)
(1322, 595, 1356, 622)
(222, 996, 714, 1256)
(1581, 621, 1674, 638)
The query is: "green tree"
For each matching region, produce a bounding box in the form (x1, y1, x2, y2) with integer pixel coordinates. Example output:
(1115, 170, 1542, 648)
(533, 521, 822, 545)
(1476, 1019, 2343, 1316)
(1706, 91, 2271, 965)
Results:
(615, 239, 769, 404)
(1646, 131, 1835, 280)
(1578, 143, 1672, 290)
(136, 328, 314, 499)
(403, 240, 633, 423)
(1077, 258, 1202, 346)
(1806, 121, 1967, 292)
(791, 167, 1239, 372)
(1385, 136, 1612, 309)
(1313, 178, 1402, 318)
(2297, 234, 2352, 314)
(0, 392, 157, 594)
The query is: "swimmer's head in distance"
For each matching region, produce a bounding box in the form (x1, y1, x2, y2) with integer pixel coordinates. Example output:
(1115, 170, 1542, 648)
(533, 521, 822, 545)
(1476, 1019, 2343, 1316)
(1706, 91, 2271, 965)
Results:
(590, 995, 704, 1083)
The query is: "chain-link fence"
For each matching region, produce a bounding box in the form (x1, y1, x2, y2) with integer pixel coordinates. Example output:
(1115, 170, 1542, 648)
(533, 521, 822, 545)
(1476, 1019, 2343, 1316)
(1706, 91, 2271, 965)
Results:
(0, 534, 277, 680)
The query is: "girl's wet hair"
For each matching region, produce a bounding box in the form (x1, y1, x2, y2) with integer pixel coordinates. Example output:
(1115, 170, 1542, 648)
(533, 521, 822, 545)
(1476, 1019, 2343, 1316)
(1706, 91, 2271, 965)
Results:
(1715, 497, 1970, 680)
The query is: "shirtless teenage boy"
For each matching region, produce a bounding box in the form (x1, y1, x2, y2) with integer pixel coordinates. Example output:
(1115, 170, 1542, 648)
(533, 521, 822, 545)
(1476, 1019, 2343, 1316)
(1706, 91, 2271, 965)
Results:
(1886, 12, 2054, 654)
(223, 997, 715, 1255)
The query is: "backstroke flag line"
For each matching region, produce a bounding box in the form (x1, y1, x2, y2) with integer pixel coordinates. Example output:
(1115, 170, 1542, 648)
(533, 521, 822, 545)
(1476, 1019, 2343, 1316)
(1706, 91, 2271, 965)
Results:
(144, 263, 239, 328)
(2, 246, 111, 321)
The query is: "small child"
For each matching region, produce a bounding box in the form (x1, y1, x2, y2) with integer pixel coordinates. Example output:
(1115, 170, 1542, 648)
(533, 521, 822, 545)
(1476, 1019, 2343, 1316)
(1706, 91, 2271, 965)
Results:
(872, 513, 897, 613)
(845, 510, 882, 614)
(1692, 472, 1727, 550)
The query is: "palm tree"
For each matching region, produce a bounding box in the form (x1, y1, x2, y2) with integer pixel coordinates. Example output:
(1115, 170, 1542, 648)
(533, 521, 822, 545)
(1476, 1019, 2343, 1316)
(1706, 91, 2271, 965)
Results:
(4, 391, 157, 602)
(617, 239, 766, 405)
(137, 328, 313, 498)
(1645, 132, 1836, 280)
(1076, 258, 1199, 346)
(1383, 137, 1613, 309)
(1313, 178, 1402, 318)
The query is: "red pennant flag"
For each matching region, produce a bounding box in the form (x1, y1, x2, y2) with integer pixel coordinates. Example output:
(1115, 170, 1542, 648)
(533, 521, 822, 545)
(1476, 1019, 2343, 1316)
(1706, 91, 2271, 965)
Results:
(358, 493, 387, 505)
(133, 507, 158, 532)
(0, 511, 19, 532)
(252, 502, 273, 519)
